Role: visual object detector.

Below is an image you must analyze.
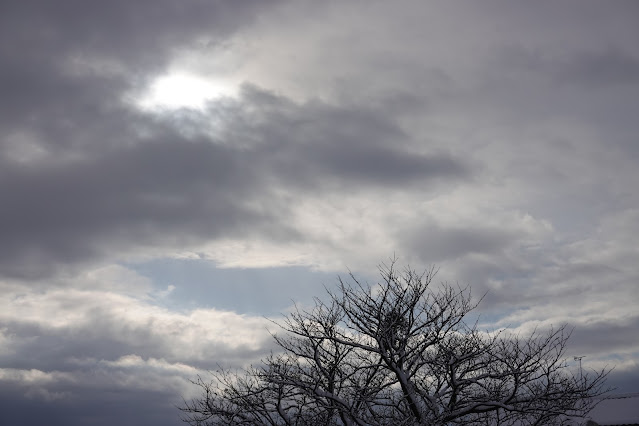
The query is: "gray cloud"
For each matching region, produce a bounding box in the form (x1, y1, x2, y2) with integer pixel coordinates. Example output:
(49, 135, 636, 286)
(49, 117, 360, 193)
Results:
(557, 49, 639, 88)
(0, 134, 265, 278)
(0, 0, 278, 136)
(231, 86, 471, 188)
(0, 379, 184, 426)
(405, 225, 519, 262)
(0, 82, 469, 279)
(1, 1, 639, 424)
(0, 279, 278, 426)
(568, 318, 639, 359)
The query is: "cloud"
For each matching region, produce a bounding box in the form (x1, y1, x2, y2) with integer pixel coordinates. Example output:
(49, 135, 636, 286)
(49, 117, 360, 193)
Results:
(0, 82, 471, 280)
(0, 267, 276, 425)
(2, 0, 637, 280)
(0, 281, 273, 371)
(404, 225, 520, 262)
(1, 1, 639, 424)
(0, 0, 278, 139)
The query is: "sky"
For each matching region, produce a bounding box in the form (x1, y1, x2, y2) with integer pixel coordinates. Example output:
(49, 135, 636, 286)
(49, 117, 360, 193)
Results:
(1, 1, 638, 425)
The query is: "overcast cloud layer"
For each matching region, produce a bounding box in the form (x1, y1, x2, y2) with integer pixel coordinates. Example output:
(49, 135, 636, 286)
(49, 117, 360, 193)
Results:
(1, 1, 638, 425)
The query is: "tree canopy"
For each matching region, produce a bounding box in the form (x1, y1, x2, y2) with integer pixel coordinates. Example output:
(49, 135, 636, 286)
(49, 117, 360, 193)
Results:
(181, 260, 609, 425)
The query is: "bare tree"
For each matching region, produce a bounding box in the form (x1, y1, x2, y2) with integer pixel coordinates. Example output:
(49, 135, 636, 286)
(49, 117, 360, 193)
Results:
(181, 260, 610, 425)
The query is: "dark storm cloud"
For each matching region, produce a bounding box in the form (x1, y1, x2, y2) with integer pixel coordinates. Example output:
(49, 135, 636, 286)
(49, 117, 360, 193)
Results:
(0, 0, 267, 63)
(568, 317, 639, 358)
(0, 0, 287, 279)
(0, 135, 269, 278)
(228, 86, 471, 187)
(558, 318, 639, 395)
(0, 80, 469, 279)
(0, 379, 183, 426)
(0, 0, 278, 134)
(0, 0, 470, 280)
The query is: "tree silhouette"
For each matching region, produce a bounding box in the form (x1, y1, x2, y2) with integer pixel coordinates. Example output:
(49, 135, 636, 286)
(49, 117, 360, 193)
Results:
(181, 259, 609, 425)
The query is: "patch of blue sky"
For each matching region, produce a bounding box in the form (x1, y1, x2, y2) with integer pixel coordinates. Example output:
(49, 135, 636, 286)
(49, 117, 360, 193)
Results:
(125, 258, 341, 316)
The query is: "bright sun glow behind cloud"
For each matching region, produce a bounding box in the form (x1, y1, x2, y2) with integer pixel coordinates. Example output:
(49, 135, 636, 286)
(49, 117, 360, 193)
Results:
(136, 72, 237, 111)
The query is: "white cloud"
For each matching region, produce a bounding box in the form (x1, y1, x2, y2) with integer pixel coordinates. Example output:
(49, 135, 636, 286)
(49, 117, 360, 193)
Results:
(0, 266, 273, 367)
(0, 368, 75, 385)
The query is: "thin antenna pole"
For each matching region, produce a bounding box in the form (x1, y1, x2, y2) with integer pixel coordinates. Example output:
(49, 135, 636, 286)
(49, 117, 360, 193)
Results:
(574, 356, 585, 382)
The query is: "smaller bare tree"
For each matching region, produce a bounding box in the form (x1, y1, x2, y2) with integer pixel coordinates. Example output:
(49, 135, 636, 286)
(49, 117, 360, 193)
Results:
(181, 259, 610, 425)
